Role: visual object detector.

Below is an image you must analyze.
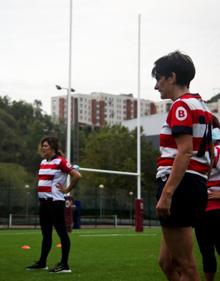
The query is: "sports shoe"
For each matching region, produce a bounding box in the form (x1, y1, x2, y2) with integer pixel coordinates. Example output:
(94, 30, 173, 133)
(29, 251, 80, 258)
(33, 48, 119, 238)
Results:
(26, 261, 48, 270)
(49, 262, 72, 273)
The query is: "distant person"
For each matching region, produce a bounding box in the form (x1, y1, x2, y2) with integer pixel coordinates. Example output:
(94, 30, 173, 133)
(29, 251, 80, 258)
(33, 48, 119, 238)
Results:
(26, 136, 81, 273)
(195, 119, 220, 281)
(152, 50, 212, 281)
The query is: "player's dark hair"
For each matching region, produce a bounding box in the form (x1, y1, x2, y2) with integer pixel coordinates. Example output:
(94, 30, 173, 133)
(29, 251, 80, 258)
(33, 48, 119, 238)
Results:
(151, 50, 195, 88)
(39, 136, 63, 156)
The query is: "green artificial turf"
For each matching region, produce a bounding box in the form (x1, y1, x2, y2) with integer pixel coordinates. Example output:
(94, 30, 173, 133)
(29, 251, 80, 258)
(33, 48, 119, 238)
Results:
(0, 228, 219, 281)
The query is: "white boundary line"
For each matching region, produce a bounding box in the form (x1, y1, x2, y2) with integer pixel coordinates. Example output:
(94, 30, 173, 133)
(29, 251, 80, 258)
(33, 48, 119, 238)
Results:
(79, 233, 157, 237)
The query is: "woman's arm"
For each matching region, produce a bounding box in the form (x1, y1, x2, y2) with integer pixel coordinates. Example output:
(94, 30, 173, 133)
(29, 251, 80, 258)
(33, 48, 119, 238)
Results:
(56, 169, 81, 194)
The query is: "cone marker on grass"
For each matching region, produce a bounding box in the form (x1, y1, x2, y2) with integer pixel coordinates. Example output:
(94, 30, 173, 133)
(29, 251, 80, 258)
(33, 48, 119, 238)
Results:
(21, 245, 31, 250)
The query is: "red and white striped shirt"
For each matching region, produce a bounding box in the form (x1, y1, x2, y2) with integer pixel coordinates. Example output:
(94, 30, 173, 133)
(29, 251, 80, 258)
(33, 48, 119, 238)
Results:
(157, 93, 212, 179)
(206, 144, 220, 211)
(37, 155, 73, 201)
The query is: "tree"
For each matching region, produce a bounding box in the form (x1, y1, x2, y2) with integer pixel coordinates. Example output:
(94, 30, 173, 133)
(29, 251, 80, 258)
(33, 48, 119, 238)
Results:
(0, 95, 66, 172)
(79, 125, 158, 207)
(0, 108, 24, 163)
(0, 163, 34, 215)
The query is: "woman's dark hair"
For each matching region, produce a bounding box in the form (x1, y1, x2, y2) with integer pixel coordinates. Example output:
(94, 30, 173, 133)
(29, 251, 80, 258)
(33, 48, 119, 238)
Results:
(39, 136, 63, 156)
(151, 50, 195, 88)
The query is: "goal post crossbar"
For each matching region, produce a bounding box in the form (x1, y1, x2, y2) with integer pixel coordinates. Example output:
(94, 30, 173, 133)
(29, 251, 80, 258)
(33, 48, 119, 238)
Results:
(79, 167, 139, 176)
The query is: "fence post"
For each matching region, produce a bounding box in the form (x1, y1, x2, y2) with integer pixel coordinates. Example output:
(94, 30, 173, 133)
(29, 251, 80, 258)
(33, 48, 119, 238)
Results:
(8, 213, 12, 228)
(114, 214, 118, 228)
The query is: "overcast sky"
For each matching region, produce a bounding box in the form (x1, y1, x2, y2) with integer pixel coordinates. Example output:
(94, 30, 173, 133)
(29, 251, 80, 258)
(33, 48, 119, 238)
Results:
(0, 0, 220, 114)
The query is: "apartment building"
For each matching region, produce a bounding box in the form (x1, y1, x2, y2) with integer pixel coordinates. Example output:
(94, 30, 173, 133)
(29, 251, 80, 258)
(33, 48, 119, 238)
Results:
(154, 98, 220, 114)
(51, 92, 156, 127)
(155, 100, 172, 113)
(206, 99, 220, 113)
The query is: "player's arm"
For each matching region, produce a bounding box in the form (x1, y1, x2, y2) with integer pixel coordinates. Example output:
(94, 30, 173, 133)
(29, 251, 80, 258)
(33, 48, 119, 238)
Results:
(56, 163, 81, 194)
(207, 144, 214, 179)
(156, 134, 193, 217)
(63, 169, 81, 194)
(208, 146, 220, 199)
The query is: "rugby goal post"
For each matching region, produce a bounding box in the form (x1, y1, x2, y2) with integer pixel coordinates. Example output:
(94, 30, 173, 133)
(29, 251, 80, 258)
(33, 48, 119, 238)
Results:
(65, 10, 143, 232)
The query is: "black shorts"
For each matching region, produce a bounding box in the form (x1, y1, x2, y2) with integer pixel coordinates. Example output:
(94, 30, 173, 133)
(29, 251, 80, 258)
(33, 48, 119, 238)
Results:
(195, 209, 220, 272)
(156, 173, 208, 227)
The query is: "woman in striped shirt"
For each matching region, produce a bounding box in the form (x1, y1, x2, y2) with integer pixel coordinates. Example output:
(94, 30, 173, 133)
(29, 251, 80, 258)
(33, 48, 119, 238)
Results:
(26, 136, 81, 273)
(152, 51, 212, 281)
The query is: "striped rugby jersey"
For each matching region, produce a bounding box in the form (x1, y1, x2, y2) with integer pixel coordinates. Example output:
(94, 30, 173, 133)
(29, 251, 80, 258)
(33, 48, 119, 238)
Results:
(206, 144, 220, 211)
(157, 93, 212, 179)
(37, 155, 73, 201)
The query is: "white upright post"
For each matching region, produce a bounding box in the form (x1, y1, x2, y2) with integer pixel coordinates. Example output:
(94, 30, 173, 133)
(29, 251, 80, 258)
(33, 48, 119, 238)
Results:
(137, 14, 141, 200)
(135, 14, 144, 232)
(66, 0, 73, 187)
(64, 0, 74, 234)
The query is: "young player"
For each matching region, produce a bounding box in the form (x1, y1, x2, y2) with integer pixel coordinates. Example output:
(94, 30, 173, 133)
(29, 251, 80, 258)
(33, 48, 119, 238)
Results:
(152, 51, 212, 281)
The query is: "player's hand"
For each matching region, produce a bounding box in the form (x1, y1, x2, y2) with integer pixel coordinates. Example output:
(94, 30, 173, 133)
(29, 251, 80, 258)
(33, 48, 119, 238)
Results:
(56, 183, 68, 194)
(208, 190, 220, 199)
(156, 192, 172, 218)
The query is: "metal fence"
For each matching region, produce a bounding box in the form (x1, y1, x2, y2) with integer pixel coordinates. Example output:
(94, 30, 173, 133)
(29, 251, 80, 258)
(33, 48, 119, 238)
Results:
(0, 185, 158, 229)
(0, 214, 160, 229)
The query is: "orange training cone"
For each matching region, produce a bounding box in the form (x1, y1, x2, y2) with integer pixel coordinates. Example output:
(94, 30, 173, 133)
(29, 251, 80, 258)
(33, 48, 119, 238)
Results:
(21, 245, 31, 250)
(56, 243, 62, 248)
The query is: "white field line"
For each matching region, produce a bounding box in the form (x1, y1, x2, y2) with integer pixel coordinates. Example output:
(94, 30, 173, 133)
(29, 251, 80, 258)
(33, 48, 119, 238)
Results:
(0, 231, 39, 235)
(0, 231, 159, 238)
(79, 233, 158, 238)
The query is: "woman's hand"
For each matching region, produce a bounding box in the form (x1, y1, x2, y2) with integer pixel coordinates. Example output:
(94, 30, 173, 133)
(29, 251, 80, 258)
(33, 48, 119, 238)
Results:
(208, 190, 220, 200)
(56, 183, 68, 194)
(156, 191, 172, 217)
